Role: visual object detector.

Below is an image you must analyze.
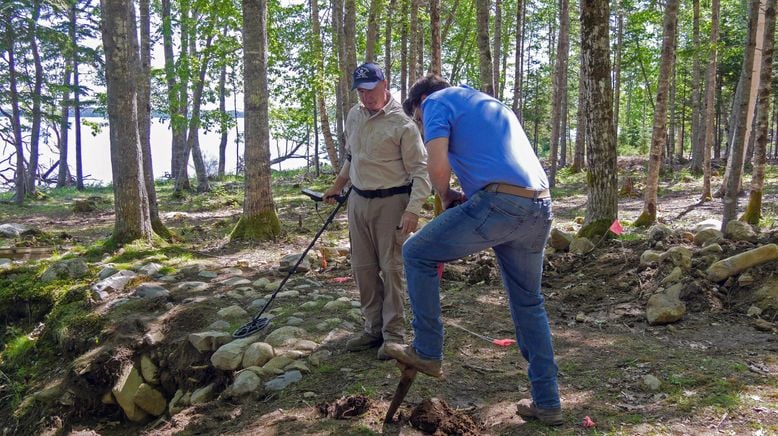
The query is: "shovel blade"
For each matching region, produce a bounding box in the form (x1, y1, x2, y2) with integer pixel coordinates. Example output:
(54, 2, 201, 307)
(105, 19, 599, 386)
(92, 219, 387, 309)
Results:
(384, 365, 417, 423)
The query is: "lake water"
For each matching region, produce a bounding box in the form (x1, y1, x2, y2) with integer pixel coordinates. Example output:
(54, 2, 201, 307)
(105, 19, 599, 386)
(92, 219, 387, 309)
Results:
(36, 117, 311, 187)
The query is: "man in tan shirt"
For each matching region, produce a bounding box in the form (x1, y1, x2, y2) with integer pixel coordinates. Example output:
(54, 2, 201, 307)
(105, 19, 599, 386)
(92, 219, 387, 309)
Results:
(324, 63, 431, 360)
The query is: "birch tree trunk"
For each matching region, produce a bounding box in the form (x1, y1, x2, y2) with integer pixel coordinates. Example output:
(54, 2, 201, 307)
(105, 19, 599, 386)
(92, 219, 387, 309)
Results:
(579, 0, 618, 238)
(232, 0, 281, 241)
(722, 0, 760, 230)
(635, 0, 679, 227)
(741, 0, 775, 224)
(100, 0, 153, 244)
(475, 0, 495, 95)
(701, 0, 719, 201)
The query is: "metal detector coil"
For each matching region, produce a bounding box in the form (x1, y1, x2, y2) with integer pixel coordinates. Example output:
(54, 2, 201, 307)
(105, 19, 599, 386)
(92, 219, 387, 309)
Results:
(233, 187, 352, 338)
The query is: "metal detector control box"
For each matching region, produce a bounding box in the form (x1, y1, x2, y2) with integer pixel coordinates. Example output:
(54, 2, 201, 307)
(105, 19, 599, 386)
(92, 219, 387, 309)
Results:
(301, 188, 347, 203)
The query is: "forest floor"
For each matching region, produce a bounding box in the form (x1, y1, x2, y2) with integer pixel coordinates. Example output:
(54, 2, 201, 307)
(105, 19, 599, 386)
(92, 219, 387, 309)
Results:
(1, 157, 777, 435)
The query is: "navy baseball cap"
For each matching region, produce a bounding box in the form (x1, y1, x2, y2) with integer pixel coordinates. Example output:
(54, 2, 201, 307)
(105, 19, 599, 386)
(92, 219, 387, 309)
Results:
(352, 63, 385, 90)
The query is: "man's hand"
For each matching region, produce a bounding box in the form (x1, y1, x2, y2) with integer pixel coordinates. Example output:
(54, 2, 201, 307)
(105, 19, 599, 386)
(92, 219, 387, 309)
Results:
(323, 185, 342, 204)
(399, 211, 419, 234)
(441, 189, 465, 209)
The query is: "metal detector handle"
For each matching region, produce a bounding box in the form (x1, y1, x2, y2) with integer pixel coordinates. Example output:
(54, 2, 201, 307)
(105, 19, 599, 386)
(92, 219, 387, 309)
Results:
(301, 188, 348, 203)
(234, 187, 352, 338)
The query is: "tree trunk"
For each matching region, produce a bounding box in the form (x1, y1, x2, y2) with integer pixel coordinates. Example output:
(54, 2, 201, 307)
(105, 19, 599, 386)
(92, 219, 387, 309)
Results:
(475, 0, 495, 95)
(57, 68, 72, 188)
(365, 0, 381, 62)
(312, 0, 339, 170)
(408, 0, 419, 84)
(138, 0, 169, 238)
(333, 0, 348, 167)
(690, 0, 704, 172)
(722, 0, 760, 230)
(232, 0, 281, 241)
(100, 0, 154, 244)
(549, 0, 569, 188)
(700, 0, 718, 201)
(429, 0, 442, 74)
(6, 15, 26, 204)
(571, 0, 587, 173)
(613, 9, 623, 138)
(511, 0, 524, 118)
(385, 0, 397, 85)
(400, 0, 409, 100)
(73, 3, 84, 191)
(183, 29, 214, 193)
(635, 0, 679, 227)
(218, 63, 228, 178)
(741, 0, 774, 225)
(492, 0, 502, 99)
(579, 0, 618, 239)
(162, 0, 188, 186)
(27, 0, 43, 195)
(344, 0, 357, 112)
(173, 0, 192, 193)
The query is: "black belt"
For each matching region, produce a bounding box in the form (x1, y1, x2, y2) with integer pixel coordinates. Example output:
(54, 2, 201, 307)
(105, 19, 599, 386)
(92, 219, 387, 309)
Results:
(352, 184, 412, 199)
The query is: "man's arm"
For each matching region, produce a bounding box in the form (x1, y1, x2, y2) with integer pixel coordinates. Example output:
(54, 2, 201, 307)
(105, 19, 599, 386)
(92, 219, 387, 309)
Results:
(324, 160, 350, 204)
(399, 122, 432, 234)
(426, 137, 463, 208)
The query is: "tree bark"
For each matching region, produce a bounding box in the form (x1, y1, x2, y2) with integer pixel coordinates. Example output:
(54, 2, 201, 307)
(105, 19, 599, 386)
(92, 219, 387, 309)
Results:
(311, 0, 339, 170)
(27, 0, 43, 195)
(511, 0, 525, 120)
(549, 0, 569, 188)
(635, 0, 679, 227)
(218, 63, 228, 178)
(700, 0, 719, 201)
(429, 0, 442, 74)
(5, 13, 26, 204)
(232, 0, 281, 241)
(579, 0, 618, 238)
(492, 0, 502, 99)
(690, 0, 704, 172)
(57, 67, 72, 188)
(100, 0, 154, 244)
(741, 0, 775, 224)
(385, 0, 397, 85)
(722, 0, 760, 230)
(365, 0, 381, 62)
(475, 0, 495, 95)
(613, 9, 623, 138)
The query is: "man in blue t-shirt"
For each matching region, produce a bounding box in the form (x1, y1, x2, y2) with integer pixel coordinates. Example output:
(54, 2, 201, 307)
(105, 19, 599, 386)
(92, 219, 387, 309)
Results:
(385, 74, 563, 426)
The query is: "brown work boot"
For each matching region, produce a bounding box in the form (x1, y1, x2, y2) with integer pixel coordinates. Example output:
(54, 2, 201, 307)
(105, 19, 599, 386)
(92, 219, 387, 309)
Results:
(383, 343, 443, 379)
(377, 343, 391, 360)
(346, 333, 382, 352)
(516, 399, 563, 426)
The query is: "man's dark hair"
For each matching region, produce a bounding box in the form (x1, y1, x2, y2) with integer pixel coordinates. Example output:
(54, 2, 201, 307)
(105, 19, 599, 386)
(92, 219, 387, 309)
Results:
(403, 73, 451, 117)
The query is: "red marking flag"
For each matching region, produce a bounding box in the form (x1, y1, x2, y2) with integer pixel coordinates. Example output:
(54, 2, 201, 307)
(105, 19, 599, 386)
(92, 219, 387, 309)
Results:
(609, 219, 623, 235)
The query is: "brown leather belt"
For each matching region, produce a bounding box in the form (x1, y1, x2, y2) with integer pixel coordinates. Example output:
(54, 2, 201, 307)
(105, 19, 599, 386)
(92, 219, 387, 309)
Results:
(484, 183, 550, 200)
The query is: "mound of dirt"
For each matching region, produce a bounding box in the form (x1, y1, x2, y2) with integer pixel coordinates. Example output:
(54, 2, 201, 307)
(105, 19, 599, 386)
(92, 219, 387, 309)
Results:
(317, 395, 371, 419)
(409, 398, 480, 435)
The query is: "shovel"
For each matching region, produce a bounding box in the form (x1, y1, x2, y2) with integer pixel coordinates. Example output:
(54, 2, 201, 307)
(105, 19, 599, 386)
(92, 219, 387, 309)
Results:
(384, 363, 418, 423)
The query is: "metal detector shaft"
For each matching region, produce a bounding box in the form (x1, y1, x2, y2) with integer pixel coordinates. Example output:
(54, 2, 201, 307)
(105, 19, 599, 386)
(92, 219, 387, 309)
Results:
(233, 187, 352, 338)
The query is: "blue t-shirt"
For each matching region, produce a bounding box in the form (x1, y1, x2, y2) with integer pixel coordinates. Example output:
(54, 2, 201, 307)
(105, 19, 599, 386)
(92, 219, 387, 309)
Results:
(421, 85, 548, 198)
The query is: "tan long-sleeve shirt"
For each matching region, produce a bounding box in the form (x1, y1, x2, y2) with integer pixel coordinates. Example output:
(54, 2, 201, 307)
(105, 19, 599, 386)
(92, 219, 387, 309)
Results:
(338, 96, 431, 215)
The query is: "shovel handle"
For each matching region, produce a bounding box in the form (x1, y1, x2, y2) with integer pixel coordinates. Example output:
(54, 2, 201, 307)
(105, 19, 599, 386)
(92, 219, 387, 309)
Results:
(384, 364, 417, 423)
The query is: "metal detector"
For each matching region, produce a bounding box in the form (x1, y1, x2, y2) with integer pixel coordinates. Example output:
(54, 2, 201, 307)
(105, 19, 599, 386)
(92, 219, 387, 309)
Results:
(232, 187, 352, 338)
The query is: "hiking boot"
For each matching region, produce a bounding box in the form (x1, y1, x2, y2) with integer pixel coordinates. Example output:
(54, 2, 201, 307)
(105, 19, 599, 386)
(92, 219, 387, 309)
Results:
(377, 343, 391, 360)
(346, 333, 382, 352)
(383, 343, 443, 379)
(516, 399, 563, 426)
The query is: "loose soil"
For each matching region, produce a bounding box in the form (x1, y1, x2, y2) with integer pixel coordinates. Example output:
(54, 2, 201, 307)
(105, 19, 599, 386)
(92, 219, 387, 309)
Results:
(1, 160, 777, 435)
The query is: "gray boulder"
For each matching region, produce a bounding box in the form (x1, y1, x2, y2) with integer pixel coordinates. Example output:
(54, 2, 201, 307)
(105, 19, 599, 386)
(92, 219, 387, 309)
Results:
(0, 223, 33, 238)
(548, 228, 573, 251)
(40, 258, 89, 283)
(725, 220, 757, 242)
(646, 283, 686, 325)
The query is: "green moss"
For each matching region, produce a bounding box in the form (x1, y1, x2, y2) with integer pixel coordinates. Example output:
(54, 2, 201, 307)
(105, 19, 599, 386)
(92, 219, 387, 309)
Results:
(230, 211, 282, 241)
(577, 219, 613, 239)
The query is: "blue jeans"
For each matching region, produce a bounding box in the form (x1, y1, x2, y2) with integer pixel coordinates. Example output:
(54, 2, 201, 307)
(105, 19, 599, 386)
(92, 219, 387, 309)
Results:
(403, 189, 560, 409)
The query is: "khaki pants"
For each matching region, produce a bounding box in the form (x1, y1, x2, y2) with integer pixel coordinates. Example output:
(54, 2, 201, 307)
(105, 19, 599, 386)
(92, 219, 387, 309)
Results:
(347, 192, 409, 343)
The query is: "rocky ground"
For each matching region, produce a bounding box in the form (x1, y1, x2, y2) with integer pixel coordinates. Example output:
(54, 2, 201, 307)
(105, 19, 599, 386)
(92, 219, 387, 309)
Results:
(1, 162, 777, 435)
